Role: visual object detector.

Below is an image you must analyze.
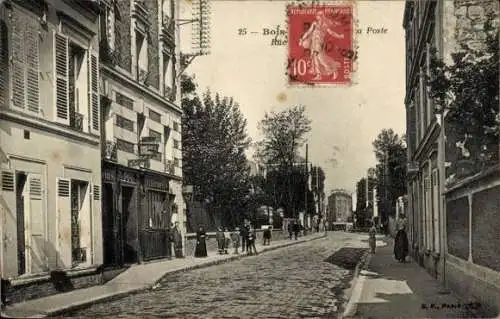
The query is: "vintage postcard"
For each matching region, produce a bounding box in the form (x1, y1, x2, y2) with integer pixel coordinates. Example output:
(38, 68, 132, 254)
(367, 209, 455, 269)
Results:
(0, 0, 499, 318)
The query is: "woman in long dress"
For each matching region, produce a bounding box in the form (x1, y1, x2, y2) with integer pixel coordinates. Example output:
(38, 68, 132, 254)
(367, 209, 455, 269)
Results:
(299, 11, 344, 80)
(194, 226, 208, 258)
(394, 214, 409, 262)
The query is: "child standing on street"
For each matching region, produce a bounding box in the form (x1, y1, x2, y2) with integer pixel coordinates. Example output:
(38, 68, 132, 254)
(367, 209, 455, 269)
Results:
(368, 221, 377, 254)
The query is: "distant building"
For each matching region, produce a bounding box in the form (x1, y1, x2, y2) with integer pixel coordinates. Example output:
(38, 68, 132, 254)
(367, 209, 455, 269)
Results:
(327, 189, 353, 225)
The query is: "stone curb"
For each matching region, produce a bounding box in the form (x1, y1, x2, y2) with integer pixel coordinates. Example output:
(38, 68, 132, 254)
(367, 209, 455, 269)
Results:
(341, 246, 373, 318)
(18, 233, 327, 318)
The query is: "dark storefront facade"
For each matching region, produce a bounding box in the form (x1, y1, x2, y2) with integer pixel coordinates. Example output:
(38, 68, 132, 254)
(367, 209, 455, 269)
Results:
(102, 161, 174, 267)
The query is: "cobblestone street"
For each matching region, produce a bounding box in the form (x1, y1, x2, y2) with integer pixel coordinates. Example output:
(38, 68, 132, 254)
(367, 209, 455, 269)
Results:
(59, 232, 367, 318)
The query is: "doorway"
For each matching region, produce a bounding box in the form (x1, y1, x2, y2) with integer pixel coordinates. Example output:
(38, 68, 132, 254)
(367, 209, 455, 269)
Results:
(121, 186, 137, 264)
(16, 172, 27, 276)
(102, 183, 117, 266)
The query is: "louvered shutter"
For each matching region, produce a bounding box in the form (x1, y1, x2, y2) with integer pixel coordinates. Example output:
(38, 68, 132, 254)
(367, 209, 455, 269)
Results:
(11, 12, 25, 109)
(0, 20, 8, 107)
(91, 183, 103, 264)
(25, 19, 40, 113)
(88, 51, 100, 134)
(28, 173, 46, 273)
(55, 33, 69, 125)
(56, 178, 71, 268)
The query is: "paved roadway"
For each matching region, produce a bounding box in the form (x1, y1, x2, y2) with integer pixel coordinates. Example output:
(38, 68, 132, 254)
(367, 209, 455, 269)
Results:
(60, 232, 368, 319)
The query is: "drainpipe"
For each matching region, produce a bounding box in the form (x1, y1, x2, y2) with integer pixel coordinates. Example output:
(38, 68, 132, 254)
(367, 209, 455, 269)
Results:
(0, 202, 4, 307)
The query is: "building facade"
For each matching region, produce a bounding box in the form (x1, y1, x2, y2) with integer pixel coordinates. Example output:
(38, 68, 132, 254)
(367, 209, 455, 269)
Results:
(98, 0, 185, 266)
(326, 189, 353, 225)
(404, 0, 500, 315)
(1, 0, 103, 303)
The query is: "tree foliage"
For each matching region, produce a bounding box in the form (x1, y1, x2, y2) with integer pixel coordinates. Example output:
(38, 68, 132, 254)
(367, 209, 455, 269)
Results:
(256, 105, 312, 168)
(372, 129, 407, 222)
(428, 13, 499, 182)
(181, 75, 251, 228)
(256, 105, 312, 218)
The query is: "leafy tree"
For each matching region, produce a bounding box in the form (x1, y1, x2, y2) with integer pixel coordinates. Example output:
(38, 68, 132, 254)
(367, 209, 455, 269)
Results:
(427, 13, 499, 183)
(372, 129, 407, 225)
(181, 75, 251, 229)
(256, 105, 312, 218)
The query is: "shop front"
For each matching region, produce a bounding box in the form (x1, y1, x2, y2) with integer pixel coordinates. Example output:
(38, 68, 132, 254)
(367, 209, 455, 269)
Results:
(101, 161, 141, 266)
(140, 172, 175, 261)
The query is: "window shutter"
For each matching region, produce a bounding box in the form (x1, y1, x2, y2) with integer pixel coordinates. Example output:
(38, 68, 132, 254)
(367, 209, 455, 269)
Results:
(28, 173, 47, 273)
(89, 52, 99, 133)
(55, 33, 69, 125)
(91, 183, 102, 264)
(11, 12, 25, 109)
(0, 20, 8, 107)
(56, 178, 71, 268)
(25, 20, 40, 113)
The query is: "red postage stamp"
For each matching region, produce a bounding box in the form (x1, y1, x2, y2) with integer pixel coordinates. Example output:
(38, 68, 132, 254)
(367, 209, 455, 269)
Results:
(287, 3, 355, 85)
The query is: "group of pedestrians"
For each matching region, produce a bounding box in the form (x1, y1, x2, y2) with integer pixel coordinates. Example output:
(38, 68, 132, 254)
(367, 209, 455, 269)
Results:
(367, 213, 409, 263)
(287, 220, 302, 240)
(194, 223, 271, 258)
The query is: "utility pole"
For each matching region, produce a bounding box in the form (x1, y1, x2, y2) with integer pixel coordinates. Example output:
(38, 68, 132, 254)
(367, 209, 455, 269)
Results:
(304, 144, 308, 225)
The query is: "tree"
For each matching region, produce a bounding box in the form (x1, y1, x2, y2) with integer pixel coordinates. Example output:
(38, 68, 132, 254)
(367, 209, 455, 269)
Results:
(181, 75, 252, 229)
(372, 129, 407, 225)
(256, 105, 312, 218)
(355, 178, 367, 227)
(428, 13, 499, 184)
(310, 166, 326, 216)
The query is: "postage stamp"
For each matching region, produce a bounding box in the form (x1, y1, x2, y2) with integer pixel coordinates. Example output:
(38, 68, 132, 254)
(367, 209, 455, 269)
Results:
(287, 2, 355, 86)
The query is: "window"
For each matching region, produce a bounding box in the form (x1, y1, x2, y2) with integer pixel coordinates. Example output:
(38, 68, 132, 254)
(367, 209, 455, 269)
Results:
(162, 0, 173, 27)
(149, 128, 162, 142)
(152, 151, 162, 162)
(55, 33, 99, 132)
(136, 31, 148, 82)
(173, 121, 179, 132)
(10, 9, 40, 113)
(173, 158, 179, 167)
(173, 139, 179, 149)
(115, 92, 134, 110)
(68, 43, 87, 131)
(116, 115, 134, 132)
(117, 139, 135, 153)
(149, 108, 161, 123)
(163, 53, 174, 99)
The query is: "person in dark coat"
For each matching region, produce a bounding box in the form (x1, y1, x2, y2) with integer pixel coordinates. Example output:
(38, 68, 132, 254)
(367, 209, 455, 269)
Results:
(288, 222, 293, 240)
(394, 214, 409, 262)
(293, 221, 300, 240)
(247, 226, 258, 255)
(194, 227, 208, 258)
(263, 227, 271, 245)
(240, 224, 249, 253)
(172, 222, 183, 258)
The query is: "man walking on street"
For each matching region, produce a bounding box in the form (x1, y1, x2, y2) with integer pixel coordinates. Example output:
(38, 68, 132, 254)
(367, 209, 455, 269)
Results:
(293, 221, 300, 240)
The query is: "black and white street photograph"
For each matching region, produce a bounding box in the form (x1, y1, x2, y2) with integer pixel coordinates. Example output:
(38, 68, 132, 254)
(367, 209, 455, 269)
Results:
(0, 0, 499, 318)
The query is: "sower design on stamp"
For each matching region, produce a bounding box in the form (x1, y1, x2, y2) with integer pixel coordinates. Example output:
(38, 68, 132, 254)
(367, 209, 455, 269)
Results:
(287, 3, 355, 85)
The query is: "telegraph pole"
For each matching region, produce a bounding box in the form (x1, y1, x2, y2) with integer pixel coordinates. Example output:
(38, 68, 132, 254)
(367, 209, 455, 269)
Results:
(304, 144, 308, 225)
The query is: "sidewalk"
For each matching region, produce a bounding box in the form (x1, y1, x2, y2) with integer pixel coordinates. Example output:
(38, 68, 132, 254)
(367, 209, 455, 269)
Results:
(344, 237, 482, 319)
(1, 232, 325, 318)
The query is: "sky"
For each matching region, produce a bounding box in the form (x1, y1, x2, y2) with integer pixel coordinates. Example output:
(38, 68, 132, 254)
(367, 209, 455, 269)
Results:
(179, 0, 406, 206)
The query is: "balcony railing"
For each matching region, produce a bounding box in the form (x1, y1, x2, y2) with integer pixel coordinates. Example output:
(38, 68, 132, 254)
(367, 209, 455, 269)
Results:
(166, 160, 175, 175)
(70, 112, 84, 132)
(104, 140, 118, 161)
(160, 20, 175, 44)
(138, 68, 149, 84)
